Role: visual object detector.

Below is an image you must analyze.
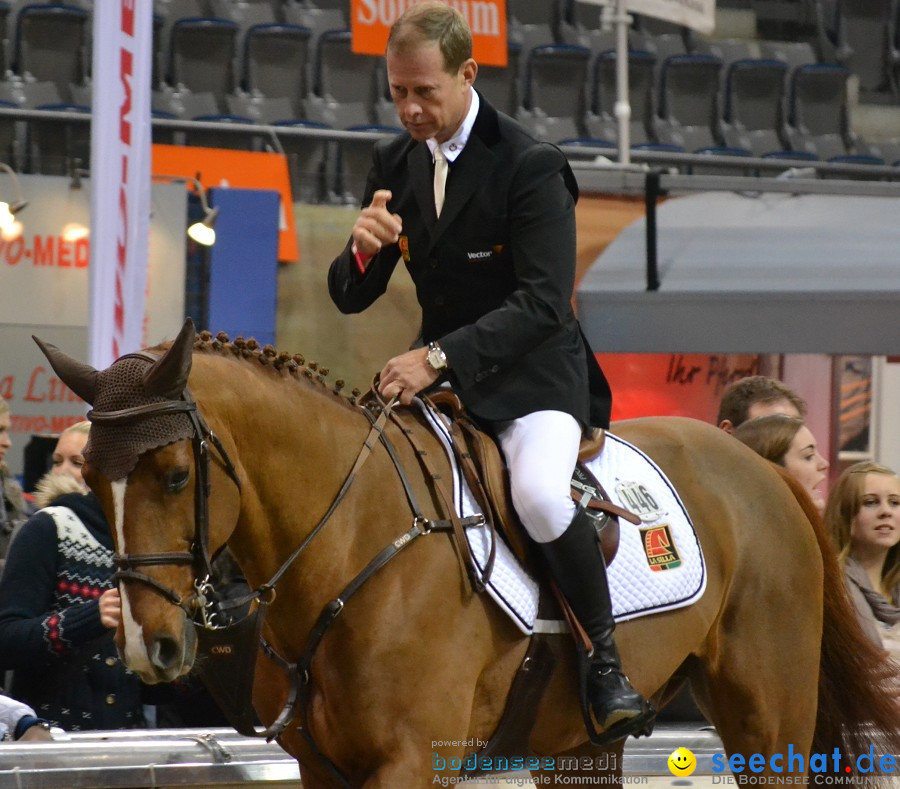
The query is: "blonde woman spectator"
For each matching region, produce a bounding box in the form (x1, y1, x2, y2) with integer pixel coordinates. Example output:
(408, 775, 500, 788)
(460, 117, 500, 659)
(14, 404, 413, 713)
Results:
(824, 461, 900, 663)
(32, 420, 89, 508)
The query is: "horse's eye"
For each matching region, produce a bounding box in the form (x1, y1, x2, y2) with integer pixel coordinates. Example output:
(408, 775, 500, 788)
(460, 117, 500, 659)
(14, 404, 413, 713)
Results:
(165, 468, 190, 494)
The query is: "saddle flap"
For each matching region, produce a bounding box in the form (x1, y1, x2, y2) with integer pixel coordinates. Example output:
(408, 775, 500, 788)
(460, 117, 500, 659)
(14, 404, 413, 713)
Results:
(423, 393, 622, 568)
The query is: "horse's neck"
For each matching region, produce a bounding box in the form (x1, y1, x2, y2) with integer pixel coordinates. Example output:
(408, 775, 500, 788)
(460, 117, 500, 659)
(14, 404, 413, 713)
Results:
(200, 369, 397, 631)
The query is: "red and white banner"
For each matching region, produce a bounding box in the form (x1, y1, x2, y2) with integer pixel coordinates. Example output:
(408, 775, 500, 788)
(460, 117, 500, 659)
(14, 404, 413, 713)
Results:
(89, 1, 153, 369)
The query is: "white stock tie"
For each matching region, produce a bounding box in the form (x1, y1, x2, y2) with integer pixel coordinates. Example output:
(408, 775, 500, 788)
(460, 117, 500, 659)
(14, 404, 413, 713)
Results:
(433, 144, 448, 217)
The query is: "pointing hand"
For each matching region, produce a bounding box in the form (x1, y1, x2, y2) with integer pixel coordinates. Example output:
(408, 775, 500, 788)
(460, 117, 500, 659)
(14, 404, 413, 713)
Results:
(352, 189, 403, 258)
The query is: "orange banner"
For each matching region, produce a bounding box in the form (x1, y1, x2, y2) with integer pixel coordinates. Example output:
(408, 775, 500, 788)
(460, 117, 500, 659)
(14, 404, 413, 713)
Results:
(151, 145, 299, 263)
(351, 0, 507, 66)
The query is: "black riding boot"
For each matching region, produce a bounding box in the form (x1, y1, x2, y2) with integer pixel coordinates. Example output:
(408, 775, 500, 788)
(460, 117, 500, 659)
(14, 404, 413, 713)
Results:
(540, 506, 651, 736)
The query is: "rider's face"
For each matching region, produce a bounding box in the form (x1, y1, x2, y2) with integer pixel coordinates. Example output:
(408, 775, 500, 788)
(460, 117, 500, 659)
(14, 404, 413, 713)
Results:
(387, 40, 476, 143)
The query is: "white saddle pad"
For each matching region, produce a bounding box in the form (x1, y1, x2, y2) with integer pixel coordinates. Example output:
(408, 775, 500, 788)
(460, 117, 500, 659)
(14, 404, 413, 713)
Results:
(416, 401, 707, 636)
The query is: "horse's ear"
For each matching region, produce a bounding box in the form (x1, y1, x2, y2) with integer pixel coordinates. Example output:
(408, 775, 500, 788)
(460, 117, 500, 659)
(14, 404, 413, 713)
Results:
(143, 318, 196, 399)
(32, 336, 99, 405)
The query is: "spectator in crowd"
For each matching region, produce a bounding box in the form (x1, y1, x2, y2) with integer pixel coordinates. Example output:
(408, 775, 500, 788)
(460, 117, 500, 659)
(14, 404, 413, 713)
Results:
(327, 0, 650, 739)
(0, 694, 53, 741)
(733, 413, 830, 513)
(44, 420, 90, 490)
(717, 375, 807, 434)
(0, 397, 28, 570)
(0, 421, 147, 730)
(824, 461, 900, 663)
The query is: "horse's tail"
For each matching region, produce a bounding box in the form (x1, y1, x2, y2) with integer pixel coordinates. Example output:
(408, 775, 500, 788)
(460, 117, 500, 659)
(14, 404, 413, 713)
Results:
(775, 467, 900, 759)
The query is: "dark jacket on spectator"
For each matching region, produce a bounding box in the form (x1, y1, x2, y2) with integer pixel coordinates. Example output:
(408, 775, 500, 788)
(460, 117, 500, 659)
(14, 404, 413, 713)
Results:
(0, 483, 145, 730)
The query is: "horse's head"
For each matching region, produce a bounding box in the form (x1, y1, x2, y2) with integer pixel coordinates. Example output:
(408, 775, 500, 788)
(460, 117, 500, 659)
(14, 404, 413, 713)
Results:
(34, 319, 240, 683)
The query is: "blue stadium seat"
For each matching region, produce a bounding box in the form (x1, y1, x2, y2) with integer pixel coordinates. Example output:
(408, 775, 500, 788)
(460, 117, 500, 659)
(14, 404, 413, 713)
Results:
(585, 49, 656, 146)
(168, 17, 239, 112)
(307, 29, 380, 129)
(14, 3, 88, 103)
(655, 53, 723, 152)
(785, 62, 856, 160)
(720, 58, 788, 156)
(517, 43, 591, 143)
(242, 23, 312, 120)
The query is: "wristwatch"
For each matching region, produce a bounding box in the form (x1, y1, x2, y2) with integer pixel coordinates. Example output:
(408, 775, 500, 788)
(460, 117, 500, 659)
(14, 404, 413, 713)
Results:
(426, 342, 448, 372)
(14, 715, 52, 740)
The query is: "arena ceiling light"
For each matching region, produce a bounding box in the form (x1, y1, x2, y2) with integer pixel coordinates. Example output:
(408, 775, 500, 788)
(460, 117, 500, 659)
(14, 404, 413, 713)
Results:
(153, 173, 218, 246)
(0, 162, 28, 231)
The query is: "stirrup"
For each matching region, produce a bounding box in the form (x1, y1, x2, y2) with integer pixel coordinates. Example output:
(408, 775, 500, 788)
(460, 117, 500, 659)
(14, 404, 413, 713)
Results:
(576, 643, 656, 746)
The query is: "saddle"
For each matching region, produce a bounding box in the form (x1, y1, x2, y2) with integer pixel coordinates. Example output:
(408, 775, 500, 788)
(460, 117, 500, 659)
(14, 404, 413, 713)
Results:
(420, 390, 640, 568)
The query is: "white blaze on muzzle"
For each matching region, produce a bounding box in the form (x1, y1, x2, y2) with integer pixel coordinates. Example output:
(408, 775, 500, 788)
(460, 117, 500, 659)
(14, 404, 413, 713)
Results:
(111, 478, 152, 671)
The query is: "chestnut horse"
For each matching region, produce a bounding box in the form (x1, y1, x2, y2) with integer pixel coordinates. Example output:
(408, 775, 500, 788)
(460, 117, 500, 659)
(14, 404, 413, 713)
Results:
(36, 320, 900, 787)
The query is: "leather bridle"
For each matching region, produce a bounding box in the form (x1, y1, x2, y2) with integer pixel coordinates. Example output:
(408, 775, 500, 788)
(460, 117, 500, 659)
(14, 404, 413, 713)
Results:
(88, 356, 241, 617)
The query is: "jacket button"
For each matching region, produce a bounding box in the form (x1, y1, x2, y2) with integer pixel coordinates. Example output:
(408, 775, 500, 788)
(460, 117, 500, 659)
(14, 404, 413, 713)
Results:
(490, 365, 499, 373)
(105, 694, 116, 705)
(105, 657, 117, 667)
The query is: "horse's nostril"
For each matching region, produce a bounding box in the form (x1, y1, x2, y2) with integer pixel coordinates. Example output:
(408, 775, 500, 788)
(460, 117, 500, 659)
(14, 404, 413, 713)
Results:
(149, 634, 181, 672)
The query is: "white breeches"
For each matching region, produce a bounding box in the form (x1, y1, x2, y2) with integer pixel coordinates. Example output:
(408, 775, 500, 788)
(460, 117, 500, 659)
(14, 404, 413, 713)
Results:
(495, 410, 581, 544)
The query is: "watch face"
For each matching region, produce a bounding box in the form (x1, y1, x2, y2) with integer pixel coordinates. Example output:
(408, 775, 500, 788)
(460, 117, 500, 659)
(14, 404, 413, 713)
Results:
(428, 347, 445, 370)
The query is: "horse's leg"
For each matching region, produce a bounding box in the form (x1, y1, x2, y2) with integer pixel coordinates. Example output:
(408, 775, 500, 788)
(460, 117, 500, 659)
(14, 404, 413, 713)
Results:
(693, 564, 821, 774)
(248, 646, 351, 789)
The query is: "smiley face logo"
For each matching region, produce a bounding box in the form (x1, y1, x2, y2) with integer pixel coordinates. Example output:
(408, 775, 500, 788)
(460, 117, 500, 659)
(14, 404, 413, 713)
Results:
(668, 747, 697, 777)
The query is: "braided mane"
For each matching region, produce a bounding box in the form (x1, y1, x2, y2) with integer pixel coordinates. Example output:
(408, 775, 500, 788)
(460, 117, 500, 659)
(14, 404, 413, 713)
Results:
(153, 328, 364, 409)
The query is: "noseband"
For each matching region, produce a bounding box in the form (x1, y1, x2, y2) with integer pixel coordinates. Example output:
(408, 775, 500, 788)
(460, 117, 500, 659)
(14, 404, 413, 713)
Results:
(88, 358, 241, 617)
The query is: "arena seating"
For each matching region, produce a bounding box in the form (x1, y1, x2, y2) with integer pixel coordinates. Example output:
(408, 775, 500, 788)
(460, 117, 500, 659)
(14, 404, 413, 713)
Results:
(169, 17, 238, 112)
(14, 3, 88, 104)
(584, 49, 656, 146)
(473, 41, 523, 117)
(242, 22, 311, 121)
(306, 28, 380, 129)
(517, 43, 591, 143)
(784, 62, 858, 159)
(815, 0, 898, 100)
(655, 54, 725, 152)
(720, 58, 789, 156)
(0, 0, 895, 197)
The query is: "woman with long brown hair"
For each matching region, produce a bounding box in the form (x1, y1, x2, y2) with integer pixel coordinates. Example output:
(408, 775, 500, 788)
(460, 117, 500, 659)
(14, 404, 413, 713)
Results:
(824, 461, 900, 663)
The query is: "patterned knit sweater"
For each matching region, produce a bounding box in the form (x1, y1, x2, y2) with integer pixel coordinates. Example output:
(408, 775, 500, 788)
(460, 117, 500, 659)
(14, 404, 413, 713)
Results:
(0, 490, 145, 730)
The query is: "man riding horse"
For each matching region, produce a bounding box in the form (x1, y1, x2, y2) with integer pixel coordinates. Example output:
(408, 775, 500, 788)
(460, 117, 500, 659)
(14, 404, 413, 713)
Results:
(327, 1, 653, 740)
